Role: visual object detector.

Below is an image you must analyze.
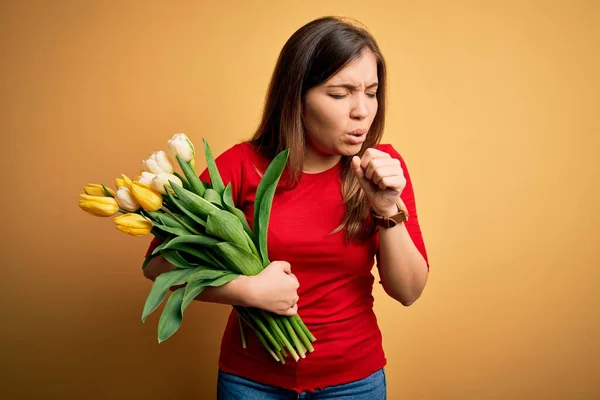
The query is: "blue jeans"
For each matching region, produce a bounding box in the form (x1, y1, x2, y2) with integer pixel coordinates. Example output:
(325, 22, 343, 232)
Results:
(217, 368, 386, 399)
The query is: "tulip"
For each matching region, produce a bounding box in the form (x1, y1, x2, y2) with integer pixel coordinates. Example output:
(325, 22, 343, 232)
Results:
(130, 181, 162, 211)
(115, 177, 126, 189)
(83, 184, 115, 197)
(152, 173, 183, 194)
(143, 150, 174, 175)
(114, 213, 152, 237)
(137, 171, 156, 186)
(78, 194, 118, 217)
(115, 187, 140, 212)
(115, 174, 134, 190)
(168, 133, 195, 162)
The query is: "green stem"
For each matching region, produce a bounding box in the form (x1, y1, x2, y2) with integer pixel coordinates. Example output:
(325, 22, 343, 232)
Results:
(290, 316, 314, 352)
(245, 309, 281, 352)
(237, 313, 247, 348)
(236, 308, 281, 363)
(282, 317, 305, 358)
(161, 206, 200, 235)
(294, 315, 316, 342)
(261, 310, 299, 361)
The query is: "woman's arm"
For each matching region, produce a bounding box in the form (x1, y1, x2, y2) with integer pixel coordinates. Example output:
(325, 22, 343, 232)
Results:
(376, 220, 428, 306)
(142, 255, 301, 315)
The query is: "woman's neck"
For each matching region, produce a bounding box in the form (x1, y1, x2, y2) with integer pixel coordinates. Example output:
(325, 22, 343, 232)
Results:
(302, 149, 341, 174)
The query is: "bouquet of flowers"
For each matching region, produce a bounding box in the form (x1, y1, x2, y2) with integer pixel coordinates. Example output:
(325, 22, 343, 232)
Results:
(78, 133, 315, 363)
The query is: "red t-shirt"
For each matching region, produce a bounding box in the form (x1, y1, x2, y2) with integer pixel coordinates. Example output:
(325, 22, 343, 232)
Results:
(146, 142, 428, 393)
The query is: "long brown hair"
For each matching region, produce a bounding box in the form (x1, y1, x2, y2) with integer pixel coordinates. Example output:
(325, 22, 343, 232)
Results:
(248, 16, 387, 244)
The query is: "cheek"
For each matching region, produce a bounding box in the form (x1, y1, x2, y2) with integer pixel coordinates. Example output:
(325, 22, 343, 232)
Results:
(305, 101, 345, 135)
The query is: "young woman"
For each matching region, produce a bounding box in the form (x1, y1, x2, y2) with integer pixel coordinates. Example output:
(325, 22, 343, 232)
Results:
(144, 16, 429, 399)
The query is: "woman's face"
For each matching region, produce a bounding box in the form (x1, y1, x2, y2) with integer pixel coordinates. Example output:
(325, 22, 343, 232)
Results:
(302, 49, 379, 172)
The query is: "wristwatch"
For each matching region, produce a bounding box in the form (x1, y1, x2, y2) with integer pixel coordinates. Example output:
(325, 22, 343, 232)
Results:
(370, 200, 409, 229)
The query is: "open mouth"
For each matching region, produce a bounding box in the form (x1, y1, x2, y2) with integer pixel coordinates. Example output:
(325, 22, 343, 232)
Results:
(349, 129, 367, 137)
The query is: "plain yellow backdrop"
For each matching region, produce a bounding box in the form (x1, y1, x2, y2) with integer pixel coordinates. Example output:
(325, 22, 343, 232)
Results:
(1, 0, 598, 399)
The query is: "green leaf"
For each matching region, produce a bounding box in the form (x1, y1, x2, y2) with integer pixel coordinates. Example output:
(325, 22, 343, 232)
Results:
(165, 186, 206, 228)
(203, 138, 226, 195)
(146, 211, 186, 230)
(150, 228, 170, 242)
(203, 188, 223, 207)
(253, 149, 289, 263)
(160, 242, 220, 267)
(161, 250, 197, 269)
(173, 172, 190, 191)
(181, 272, 239, 313)
(206, 210, 251, 252)
(151, 222, 191, 237)
(175, 154, 205, 197)
(101, 184, 114, 198)
(157, 287, 185, 343)
(141, 269, 194, 322)
(257, 182, 277, 267)
(170, 181, 218, 219)
(213, 242, 263, 276)
(223, 184, 253, 237)
(159, 234, 220, 251)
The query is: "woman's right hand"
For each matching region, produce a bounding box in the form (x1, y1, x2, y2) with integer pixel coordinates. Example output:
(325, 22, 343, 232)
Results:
(246, 261, 300, 316)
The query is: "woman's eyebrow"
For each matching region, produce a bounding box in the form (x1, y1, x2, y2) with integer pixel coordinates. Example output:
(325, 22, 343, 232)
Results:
(325, 82, 379, 90)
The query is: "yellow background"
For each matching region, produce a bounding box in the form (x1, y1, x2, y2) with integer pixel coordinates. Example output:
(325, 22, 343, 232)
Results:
(1, 0, 598, 398)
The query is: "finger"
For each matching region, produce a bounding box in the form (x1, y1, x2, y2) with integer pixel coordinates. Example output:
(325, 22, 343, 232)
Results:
(288, 273, 300, 289)
(283, 304, 298, 316)
(288, 295, 300, 308)
(365, 158, 400, 182)
(377, 176, 405, 190)
(371, 166, 403, 186)
(278, 261, 291, 274)
(360, 148, 391, 171)
(351, 156, 365, 180)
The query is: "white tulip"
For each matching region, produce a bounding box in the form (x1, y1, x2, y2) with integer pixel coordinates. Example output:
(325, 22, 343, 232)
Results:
(152, 173, 183, 195)
(168, 133, 195, 162)
(143, 150, 174, 174)
(137, 171, 156, 186)
(115, 187, 140, 212)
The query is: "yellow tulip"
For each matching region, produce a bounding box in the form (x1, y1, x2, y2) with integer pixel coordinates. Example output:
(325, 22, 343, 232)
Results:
(78, 194, 118, 217)
(130, 181, 162, 211)
(115, 177, 127, 189)
(116, 174, 136, 190)
(114, 213, 152, 236)
(83, 184, 115, 197)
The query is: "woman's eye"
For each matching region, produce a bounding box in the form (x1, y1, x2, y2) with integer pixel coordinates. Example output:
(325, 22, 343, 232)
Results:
(366, 93, 377, 98)
(329, 94, 347, 99)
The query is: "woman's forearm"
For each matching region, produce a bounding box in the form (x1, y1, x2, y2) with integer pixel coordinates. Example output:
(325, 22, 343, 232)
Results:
(377, 222, 428, 306)
(143, 255, 254, 307)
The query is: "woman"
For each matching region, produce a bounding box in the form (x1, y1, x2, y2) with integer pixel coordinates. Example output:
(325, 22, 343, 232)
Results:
(144, 16, 429, 399)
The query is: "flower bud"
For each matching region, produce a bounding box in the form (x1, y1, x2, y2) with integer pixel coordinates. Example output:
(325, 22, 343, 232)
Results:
(114, 213, 152, 236)
(78, 194, 118, 217)
(130, 181, 162, 211)
(151, 173, 183, 195)
(137, 171, 156, 186)
(83, 184, 115, 197)
(168, 133, 195, 162)
(143, 150, 174, 174)
(115, 187, 140, 212)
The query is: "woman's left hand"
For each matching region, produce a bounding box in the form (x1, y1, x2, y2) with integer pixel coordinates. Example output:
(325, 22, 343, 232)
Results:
(351, 148, 406, 217)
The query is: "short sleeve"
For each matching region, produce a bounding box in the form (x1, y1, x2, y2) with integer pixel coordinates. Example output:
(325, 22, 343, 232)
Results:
(376, 144, 429, 270)
(144, 143, 245, 258)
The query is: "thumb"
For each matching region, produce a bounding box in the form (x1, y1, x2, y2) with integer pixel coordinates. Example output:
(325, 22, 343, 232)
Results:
(351, 156, 365, 180)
